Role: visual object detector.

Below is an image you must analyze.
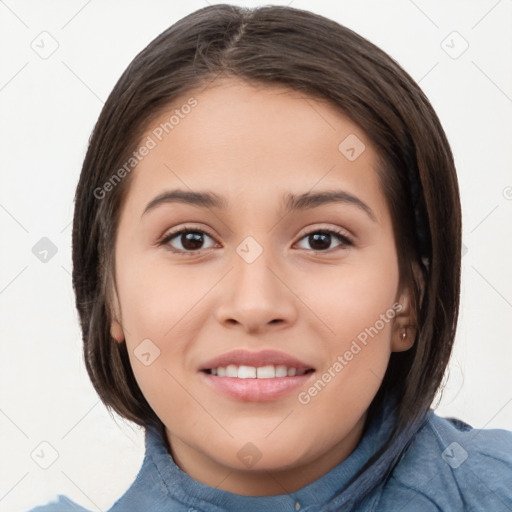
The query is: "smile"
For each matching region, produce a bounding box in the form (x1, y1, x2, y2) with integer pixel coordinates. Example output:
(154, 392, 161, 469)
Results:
(204, 364, 312, 378)
(199, 349, 316, 401)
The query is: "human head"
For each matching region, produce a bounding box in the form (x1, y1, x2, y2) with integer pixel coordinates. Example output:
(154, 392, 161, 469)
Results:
(72, 2, 461, 501)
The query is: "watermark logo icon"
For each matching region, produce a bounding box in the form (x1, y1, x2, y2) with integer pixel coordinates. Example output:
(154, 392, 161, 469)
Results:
(31, 441, 59, 469)
(237, 442, 262, 468)
(31, 31, 59, 59)
(134, 338, 161, 366)
(236, 236, 263, 264)
(442, 441, 468, 469)
(32, 237, 58, 263)
(441, 31, 469, 60)
(338, 134, 366, 161)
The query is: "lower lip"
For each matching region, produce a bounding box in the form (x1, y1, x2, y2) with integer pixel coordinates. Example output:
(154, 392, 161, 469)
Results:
(200, 371, 314, 401)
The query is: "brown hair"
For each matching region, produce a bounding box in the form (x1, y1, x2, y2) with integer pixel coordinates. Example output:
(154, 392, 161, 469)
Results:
(72, 4, 461, 507)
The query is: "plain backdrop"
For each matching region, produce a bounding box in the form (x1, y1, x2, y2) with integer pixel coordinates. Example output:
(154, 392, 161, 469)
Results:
(1, 1, 511, 511)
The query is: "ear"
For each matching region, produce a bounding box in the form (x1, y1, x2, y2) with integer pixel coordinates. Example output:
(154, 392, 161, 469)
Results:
(109, 286, 125, 343)
(111, 319, 124, 343)
(391, 262, 425, 352)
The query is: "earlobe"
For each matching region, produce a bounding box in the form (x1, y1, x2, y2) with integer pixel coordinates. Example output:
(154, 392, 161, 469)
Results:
(391, 325, 416, 352)
(391, 262, 425, 352)
(108, 286, 125, 343)
(111, 319, 125, 343)
(391, 286, 416, 353)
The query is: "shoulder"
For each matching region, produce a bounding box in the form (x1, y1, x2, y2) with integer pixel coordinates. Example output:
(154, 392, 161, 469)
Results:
(24, 495, 92, 512)
(377, 410, 512, 511)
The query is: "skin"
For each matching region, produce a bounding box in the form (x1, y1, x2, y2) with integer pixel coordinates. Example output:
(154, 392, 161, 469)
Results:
(110, 79, 418, 495)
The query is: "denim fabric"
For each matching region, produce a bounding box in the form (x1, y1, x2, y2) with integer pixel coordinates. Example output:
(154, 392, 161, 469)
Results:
(27, 396, 512, 512)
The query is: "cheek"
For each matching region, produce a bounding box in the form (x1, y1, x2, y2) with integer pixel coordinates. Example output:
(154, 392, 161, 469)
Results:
(299, 241, 399, 399)
(116, 258, 202, 421)
(116, 255, 207, 341)
(310, 243, 399, 344)
(115, 256, 220, 402)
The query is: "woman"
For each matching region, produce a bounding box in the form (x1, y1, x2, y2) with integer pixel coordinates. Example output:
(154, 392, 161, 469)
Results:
(30, 4, 512, 511)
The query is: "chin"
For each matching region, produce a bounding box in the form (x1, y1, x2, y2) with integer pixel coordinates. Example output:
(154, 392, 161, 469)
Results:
(214, 435, 314, 472)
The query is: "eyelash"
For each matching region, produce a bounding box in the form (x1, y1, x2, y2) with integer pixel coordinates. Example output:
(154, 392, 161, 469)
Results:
(158, 224, 354, 256)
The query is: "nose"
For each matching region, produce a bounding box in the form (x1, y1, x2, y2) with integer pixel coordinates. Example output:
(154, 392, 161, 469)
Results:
(214, 242, 298, 335)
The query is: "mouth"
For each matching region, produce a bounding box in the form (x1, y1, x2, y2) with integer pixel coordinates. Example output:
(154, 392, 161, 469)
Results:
(199, 349, 316, 401)
(203, 365, 314, 378)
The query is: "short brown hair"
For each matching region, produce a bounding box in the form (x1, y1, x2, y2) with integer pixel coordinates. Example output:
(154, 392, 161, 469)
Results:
(72, 4, 461, 505)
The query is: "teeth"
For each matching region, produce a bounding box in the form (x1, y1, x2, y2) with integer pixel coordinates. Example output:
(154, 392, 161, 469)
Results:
(257, 365, 275, 378)
(238, 365, 256, 379)
(208, 364, 311, 378)
(275, 365, 288, 377)
(226, 364, 238, 378)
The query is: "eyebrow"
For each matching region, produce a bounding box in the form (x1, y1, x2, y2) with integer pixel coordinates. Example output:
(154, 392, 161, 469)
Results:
(141, 188, 376, 222)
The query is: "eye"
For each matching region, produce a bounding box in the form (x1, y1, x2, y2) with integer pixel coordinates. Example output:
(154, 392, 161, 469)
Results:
(159, 226, 353, 255)
(295, 228, 353, 252)
(159, 226, 219, 254)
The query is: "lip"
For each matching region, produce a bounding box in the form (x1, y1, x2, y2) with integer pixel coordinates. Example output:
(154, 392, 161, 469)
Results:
(199, 349, 314, 372)
(199, 349, 316, 402)
(201, 372, 314, 401)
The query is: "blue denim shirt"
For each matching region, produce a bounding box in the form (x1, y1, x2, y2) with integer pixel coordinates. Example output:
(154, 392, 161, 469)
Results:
(28, 394, 512, 512)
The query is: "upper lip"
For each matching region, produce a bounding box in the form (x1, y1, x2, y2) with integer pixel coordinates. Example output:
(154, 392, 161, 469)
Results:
(199, 349, 315, 372)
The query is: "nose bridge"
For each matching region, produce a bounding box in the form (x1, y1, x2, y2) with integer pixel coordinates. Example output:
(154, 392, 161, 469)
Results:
(233, 232, 282, 303)
(215, 231, 296, 331)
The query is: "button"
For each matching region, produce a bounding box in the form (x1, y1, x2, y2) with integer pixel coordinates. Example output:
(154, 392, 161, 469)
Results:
(295, 502, 301, 510)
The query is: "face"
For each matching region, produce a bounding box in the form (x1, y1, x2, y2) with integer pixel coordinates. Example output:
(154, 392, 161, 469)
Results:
(110, 79, 415, 495)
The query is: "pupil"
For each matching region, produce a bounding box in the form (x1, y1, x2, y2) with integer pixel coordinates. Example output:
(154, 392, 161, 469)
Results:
(310, 233, 330, 251)
(182, 232, 204, 250)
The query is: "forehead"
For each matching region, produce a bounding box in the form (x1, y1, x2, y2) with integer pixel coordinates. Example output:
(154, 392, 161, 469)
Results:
(121, 79, 389, 223)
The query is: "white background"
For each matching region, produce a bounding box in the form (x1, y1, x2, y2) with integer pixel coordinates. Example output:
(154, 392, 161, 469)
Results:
(1, 1, 511, 511)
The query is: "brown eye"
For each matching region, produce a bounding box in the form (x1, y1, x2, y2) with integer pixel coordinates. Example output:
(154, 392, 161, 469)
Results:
(296, 229, 353, 252)
(160, 228, 218, 254)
